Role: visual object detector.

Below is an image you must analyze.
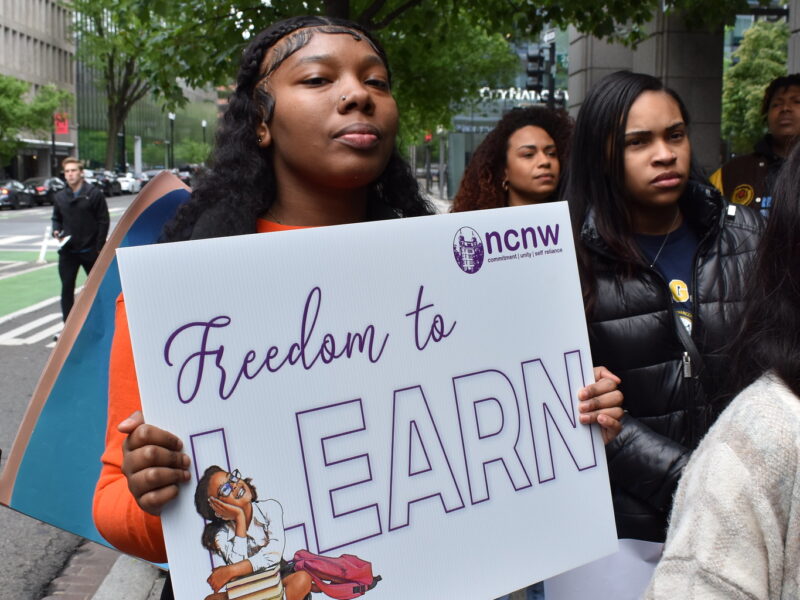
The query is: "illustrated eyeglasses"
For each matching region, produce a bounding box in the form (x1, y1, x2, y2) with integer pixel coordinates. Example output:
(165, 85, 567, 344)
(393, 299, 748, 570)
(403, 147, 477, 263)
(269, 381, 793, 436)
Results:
(217, 469, 242, 498)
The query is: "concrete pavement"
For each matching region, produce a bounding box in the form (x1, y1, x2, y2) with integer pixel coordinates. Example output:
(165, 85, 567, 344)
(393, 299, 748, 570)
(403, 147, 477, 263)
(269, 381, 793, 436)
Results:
(40, 540, 165, 600)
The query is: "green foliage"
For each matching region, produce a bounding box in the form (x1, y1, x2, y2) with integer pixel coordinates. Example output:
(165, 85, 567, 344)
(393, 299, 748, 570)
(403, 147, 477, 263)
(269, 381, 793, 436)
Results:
(70, 0, 765, 163)
(0, 74, 73, 164)
(722, 20, 789, 154)
(175, 139, 212, 165)
(142, 139, 167, 168)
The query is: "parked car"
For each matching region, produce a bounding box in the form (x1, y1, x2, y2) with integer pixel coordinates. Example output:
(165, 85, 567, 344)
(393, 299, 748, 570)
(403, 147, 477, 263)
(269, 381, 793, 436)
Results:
(82, 168, 101, 190)
(83, 169, 121, 197)
(0, 180, 35, 209)
(116, 172, 142, 194)
(22, 176, 65, 205)
(99, 170, 122, 196)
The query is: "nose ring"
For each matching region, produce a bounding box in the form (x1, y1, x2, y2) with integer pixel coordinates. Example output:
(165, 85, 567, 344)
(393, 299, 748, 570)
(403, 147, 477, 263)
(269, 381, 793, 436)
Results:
(340, 95, 347, 102)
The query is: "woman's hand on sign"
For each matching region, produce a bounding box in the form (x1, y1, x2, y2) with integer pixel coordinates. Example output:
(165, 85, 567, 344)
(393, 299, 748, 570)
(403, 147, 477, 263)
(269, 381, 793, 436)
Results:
(578, 366, 624, 444)
(118, 410, 191, 515)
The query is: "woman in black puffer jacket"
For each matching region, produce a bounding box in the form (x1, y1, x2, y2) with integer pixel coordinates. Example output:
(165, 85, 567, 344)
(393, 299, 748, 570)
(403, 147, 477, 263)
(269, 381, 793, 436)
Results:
(563, 71, 763, 546)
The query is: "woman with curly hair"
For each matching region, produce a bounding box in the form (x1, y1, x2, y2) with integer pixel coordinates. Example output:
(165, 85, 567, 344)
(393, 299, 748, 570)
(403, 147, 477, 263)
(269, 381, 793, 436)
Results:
(93, 15, 431, 600)
(452, 106, 572, 211)
(93, 16, 622, 599)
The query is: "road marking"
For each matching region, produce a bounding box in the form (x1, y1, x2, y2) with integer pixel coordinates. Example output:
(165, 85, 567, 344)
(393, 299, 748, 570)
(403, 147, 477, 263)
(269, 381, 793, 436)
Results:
(0, 312, 61, 345)
(0, 262, 56, 281)
(0, 294, 61, 325)
(0, 261, 23, 273)
(0, 235, 40, 245)
(22, 320, 63, 344)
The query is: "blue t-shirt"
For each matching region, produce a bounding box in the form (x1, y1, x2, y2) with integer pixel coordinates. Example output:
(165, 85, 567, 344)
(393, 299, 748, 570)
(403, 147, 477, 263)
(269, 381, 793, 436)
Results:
(635, 221, 700, 334)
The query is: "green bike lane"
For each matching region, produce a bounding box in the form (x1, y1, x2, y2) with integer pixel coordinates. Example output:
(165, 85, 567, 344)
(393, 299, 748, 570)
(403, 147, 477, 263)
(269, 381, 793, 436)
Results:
(0, 250, 86, 319)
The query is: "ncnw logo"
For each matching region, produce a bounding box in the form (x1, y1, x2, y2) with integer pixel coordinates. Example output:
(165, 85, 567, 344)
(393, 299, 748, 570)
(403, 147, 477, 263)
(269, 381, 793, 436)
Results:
(485, 224, 560, 254)
(453, 224, 560, 274)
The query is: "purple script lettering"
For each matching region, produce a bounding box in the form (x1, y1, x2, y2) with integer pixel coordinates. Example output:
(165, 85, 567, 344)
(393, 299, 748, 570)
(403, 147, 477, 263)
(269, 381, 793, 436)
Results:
(453, 370, 532, 504)
(163, 287, 389, 403)
(295, 399, 381, 554)
(388, 386, 465, 531)
(521, 351, 597, 483)
(405, 285, 456, 351)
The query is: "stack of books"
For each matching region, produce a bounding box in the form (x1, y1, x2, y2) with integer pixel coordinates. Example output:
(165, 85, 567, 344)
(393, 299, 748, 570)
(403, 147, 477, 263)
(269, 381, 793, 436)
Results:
(225, 565, 284, 600)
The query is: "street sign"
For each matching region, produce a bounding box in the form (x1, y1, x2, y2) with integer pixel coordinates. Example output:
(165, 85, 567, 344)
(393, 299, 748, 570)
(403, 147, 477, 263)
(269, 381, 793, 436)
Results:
(543, 29, 556, 44)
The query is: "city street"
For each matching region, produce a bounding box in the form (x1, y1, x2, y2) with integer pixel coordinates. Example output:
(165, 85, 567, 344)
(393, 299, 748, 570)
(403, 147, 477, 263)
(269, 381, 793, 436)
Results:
(0, 194, 135, 600)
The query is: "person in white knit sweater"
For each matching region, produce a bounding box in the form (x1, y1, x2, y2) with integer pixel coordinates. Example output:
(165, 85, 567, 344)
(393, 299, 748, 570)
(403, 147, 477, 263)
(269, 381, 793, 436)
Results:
(647, 143, 800, 599)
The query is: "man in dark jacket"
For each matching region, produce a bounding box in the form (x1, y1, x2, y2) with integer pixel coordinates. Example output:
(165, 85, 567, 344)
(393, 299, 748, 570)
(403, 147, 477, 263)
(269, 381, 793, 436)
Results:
(52, 157, 109, 321)
(710, 74, 800, 217)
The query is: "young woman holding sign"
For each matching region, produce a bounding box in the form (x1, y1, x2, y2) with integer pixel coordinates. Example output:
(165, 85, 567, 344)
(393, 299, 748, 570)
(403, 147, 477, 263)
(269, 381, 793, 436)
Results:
(452, 106, 572, 211)
(92, 16, 624, 599)
(546, 71, 762, 597)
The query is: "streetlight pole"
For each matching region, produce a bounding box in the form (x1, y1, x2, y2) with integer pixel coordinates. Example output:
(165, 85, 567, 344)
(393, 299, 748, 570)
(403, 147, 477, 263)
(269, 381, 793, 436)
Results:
(168, 112, 176, 169)
(201, 119, 207, 145)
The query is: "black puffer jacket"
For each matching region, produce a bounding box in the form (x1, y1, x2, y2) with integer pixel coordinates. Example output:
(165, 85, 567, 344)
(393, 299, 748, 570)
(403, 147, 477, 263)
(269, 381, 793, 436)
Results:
(582, 182, 763, 542)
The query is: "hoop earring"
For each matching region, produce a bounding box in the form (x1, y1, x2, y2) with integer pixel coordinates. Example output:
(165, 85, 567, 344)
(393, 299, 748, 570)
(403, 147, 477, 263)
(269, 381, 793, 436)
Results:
(502, 179, 509, 192)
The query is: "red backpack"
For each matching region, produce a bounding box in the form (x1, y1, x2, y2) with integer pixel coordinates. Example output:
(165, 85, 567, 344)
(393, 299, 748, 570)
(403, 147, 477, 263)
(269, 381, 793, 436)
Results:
(292, 550, 382, 599)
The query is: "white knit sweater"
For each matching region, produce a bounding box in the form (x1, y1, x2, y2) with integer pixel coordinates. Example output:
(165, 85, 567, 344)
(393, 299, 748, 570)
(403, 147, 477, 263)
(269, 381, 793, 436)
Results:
(646, 373, 800, 599)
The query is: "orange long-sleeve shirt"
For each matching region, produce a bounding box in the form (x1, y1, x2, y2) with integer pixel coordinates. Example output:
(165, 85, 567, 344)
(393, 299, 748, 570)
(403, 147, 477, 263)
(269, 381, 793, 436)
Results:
(93, 219, 304, 562)
(93, 295, 168, 562)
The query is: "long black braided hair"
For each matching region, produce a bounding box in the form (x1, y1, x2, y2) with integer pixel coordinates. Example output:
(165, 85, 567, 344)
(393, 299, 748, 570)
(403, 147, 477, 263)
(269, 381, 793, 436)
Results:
(162, 15, 432, 243)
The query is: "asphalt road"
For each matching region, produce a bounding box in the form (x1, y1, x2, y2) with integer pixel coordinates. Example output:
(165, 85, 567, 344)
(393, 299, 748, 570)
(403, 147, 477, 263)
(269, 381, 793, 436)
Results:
(0, 194, 134, 600)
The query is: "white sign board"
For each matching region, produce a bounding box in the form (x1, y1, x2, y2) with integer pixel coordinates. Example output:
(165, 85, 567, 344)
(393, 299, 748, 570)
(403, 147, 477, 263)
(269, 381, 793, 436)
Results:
(118, 202, 617, 600)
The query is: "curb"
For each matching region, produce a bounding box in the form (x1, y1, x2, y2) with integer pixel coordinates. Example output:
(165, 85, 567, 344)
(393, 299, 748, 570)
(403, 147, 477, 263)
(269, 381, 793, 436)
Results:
(41, 540, 165, 600)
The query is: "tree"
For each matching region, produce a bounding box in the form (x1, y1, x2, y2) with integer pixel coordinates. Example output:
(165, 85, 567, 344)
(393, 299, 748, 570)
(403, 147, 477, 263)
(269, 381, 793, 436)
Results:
(70, 0, 767, 164)
(68, 1, 213, 169)
(722, 20, 789, 155)
(0, 74, 73, 167)
(175, 139, 212, 165)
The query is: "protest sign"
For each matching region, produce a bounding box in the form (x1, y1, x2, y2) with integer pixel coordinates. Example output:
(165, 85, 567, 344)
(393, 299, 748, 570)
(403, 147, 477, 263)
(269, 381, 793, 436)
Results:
(0, 173, 188, 550)
(118, 201, 617, 600)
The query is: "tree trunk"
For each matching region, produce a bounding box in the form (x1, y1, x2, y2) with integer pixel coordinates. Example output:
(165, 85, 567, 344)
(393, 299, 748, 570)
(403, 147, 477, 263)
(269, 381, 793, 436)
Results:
(104, 106, 122, 170)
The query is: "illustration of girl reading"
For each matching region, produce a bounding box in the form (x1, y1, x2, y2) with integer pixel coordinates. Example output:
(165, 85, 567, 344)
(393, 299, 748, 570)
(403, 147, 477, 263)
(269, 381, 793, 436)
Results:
(195, 466, 381, 600)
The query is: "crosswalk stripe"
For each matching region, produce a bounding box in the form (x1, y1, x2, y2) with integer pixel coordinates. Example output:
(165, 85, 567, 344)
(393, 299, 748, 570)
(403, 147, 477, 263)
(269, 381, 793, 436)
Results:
(0, 312, 61, 345)
(0, 261, 23, 273)
(19, 320, 63, 344)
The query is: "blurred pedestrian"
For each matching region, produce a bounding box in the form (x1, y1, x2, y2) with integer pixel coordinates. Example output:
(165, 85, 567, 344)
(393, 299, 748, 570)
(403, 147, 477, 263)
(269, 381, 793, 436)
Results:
(709, 73, 800, 216)
(51, 157, 109, 322)
(452, 106, 572, 211)
(647, 139, 800, 600)
(549, 71, 762, 599)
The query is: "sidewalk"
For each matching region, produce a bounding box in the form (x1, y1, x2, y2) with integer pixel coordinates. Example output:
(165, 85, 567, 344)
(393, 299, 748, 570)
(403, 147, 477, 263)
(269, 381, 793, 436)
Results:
(42, 540, 165, 600)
